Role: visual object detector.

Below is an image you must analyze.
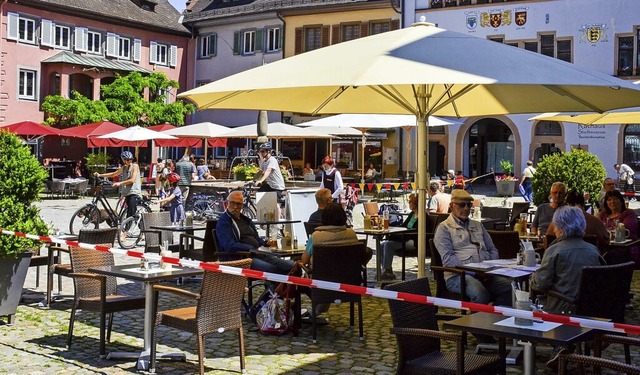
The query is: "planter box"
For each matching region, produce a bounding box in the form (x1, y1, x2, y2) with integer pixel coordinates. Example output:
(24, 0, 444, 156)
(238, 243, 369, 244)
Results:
(0, 252, 33, 324)
(496, 180, 516, 197)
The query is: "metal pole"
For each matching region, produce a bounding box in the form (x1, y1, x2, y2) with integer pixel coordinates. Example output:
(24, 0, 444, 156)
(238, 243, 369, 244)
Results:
(416, 84, 429, 278)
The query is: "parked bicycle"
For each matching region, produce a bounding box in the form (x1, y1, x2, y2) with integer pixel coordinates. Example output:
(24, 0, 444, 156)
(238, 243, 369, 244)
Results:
(235, 181, 257, 219)
(68, 178, 152, 249)
(187, 190, 228, 222)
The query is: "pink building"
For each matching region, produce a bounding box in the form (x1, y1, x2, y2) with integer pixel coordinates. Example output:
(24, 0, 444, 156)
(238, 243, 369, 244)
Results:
(0, 0, 191, 125)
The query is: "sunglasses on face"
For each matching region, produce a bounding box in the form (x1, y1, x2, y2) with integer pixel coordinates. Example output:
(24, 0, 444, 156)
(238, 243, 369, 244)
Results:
(453, 202, 474, 208)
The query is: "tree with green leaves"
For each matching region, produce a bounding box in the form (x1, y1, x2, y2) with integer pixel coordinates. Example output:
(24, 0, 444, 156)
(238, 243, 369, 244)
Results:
(42, 72, 194, 128)
(531, 148, 606, 206)
(0, 131, 49, 258)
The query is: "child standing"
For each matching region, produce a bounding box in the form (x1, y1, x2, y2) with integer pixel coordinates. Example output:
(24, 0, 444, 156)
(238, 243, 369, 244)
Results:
(157, 172, 185, 224)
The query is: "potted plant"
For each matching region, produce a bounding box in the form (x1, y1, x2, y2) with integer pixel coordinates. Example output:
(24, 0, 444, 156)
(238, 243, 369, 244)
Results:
(232, 163, 260, 181)
(495, 160, 517, 197)
(0, 131, 49, 324)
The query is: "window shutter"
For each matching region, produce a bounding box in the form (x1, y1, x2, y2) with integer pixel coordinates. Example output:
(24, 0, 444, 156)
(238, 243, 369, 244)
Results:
(74, 27, 88, 52)
(294, 27, 303, 54)
(149, 41, 158, 63)
(390, 19, 400, 30)
(133, 38, 142, 61)
(255, 28, 263, 52)
(41, 19, 54, 47)
(331, 25, 340, 44)
(7, 12, 19, 41)
(106, 32, 117, 57)
(278, 26, 283, 51)
(360, 22, 369, 38)
(233, 31, 241, 55)
(211, 34, 217, 56)
(169, 45, 178, 67)
(321, 25, 330, 48)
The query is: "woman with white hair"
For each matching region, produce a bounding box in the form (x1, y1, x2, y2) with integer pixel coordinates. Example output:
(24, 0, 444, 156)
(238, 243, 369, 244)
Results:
(531, 206, 605, 315)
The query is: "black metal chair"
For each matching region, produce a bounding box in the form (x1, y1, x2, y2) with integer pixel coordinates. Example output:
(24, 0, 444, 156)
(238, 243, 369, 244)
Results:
(481, 207, 510, 230)
(179, 220, 218, 262)
(303, 221, 321, 238)
(487, 230, 520, 259)
(508, 202, 530, 230)
(310, 243, 367, 343)
(385, 278, 504, 375)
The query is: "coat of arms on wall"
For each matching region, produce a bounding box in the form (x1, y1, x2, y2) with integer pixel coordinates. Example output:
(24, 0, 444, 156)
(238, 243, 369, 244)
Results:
(580, 24, 608, 43)
(480, 9, 512, 28)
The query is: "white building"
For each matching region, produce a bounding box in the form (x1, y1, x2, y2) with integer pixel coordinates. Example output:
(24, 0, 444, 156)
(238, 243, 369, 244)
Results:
(401, 0, 640, 179)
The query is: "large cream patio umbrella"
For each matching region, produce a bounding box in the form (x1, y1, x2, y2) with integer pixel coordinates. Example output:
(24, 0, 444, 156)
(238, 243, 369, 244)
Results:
(98, 126, 177, 160)
(529, 107, 640, 125)
(297, 113, 458, 182)
(218, 122, 332, 153)
(179, 22, 640, 278)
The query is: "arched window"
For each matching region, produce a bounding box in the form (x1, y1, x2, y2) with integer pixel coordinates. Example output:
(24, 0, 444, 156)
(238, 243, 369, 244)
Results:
(534, 121, 562, 136)
(623, 124, 640, 171)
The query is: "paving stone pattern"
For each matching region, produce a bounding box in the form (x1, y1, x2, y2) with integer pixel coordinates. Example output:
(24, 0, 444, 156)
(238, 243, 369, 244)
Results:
(0, 196, 638, 374)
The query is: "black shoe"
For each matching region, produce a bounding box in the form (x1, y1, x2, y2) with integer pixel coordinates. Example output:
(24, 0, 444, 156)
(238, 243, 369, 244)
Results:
(546, 348, 568, 371)
(381, 270, 396, 281)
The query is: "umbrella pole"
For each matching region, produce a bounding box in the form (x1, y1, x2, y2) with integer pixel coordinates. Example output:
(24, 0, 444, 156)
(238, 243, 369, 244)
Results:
(417, 85, 429, 278)
(204, 139, 208, 165)
(361, 131, 366, 184)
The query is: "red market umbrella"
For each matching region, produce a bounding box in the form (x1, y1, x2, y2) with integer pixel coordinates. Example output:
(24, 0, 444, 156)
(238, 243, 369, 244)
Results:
(148, 123, 202, 147)
(147, 123, 177, 132)
(208, 138, 227, 148)
(1, 121, 75, 141)
(63, 121, 138, 148)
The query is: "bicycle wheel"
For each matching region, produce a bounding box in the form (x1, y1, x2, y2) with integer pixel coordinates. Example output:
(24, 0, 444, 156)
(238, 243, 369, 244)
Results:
(69, 205, 100, 235)
(242, 202, 256, 219)
(118, 215, 143, 249)
(192, 199, 213, 221)
(119, 203, 152, 223)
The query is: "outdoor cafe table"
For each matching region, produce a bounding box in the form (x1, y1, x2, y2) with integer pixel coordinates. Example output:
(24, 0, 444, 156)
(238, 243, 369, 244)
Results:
(353, 227, 416, 286)
(444, 312, 597, 375)
(43, 233, 78, 307)
(252, 218, 301, 238)
(88, 264, 203, 370)
(149, 224, 207, 255)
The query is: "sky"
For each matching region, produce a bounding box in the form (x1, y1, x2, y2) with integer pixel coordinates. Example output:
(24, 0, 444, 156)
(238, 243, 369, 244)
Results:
(168, 0, 186, 12)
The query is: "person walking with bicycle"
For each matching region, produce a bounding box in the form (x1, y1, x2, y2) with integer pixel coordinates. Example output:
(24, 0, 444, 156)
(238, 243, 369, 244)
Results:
(254, 143, 285, 207)
(93, 150, 141, 219)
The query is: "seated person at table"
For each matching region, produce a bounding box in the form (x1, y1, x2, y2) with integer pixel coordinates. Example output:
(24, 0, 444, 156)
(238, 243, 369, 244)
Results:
(427, 181, 451, 214)
(434, 189, 512, 308)
(308, 188, 333, 225)
(380, 193, 419, 280)
(532, 206, 605, 315)
(531, 205, 605, 370)
(302, 203, 361, 318)
(302, 203, 360, 267)
(546, 190, 609, 249)
(598, 189, 639, 265)
(303, 162, 314, 176)
(364, 163, 382, 183)
(216, 191, 293, 274)
(531, 182, 567, 236)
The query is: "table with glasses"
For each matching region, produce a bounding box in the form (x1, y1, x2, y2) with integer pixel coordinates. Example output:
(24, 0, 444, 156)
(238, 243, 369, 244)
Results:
(444, 312, 597, 375)
(252, 219, 301, 238)
(149, 224, 207, 254)
(88, 264, 203, 370)
(353, 227, 417, 285)
(251, 246, 305, 259)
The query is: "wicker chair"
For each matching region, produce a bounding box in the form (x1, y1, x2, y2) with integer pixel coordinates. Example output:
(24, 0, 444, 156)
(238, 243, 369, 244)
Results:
(558, 351, 640, 375)
(141, 211, 177, 254)
(67, 245, 145, 357)
(179, 220, 217, 262)
(49, 180, 68, 198)
(310, 243, 367, 343)
(429, 239, 468, 321)
(150, 259, 252, 375)
(385, 278, 504, 375)
(593, 333, 640, 368)
(487, 230, 520, 259)
(48, 227, 117, 304)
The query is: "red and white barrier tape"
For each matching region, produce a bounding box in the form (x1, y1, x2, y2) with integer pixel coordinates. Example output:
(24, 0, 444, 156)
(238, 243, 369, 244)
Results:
(3, 228, 639, 336)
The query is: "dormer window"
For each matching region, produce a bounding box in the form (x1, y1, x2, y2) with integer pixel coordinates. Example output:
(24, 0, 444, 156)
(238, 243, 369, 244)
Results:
(130, 0, 157, 11)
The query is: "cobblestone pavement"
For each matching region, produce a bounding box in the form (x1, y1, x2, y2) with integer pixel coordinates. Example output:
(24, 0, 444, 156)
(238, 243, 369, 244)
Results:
(0, 195, 638, 374)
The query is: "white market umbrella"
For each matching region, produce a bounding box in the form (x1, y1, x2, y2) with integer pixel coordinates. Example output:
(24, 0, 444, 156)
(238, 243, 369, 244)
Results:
(529, 107, 640, 125)
(163, 121, 230, 163)
(297, 114, 459, 181)
(219, 122, 332, 153)
(98, 125, 176, 159)
(179, 22, 640, 278)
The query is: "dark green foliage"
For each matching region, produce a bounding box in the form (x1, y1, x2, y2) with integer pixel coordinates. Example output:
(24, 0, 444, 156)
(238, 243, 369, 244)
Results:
(531, 148, 606, 206)
(42, 72, 195, 128)
(0, 131, 49, 258)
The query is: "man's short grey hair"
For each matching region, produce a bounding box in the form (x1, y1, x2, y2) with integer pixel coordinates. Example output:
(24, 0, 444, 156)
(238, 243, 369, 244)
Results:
(227, 190, 243, 202)
(429, 181, 440, 191)
(551, 181, 567, 193)
(552, 206, 585, 238)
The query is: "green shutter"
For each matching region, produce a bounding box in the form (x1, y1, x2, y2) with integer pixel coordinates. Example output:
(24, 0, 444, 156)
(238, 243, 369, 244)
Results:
(255, 28, 263, 52)
(233, 31, 241, 55)
(211, 34, 217, 57)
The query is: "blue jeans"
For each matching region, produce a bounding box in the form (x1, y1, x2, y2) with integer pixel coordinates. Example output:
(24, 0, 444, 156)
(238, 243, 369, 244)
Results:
(446, 274, 513, 307)
(250, 253, 294, 275)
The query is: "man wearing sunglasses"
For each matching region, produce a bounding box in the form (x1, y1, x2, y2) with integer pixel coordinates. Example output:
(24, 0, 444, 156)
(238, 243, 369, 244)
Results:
(433, 190, 513, 311)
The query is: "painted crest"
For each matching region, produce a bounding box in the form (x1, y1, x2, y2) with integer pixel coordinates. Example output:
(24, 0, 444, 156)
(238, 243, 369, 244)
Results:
(466, 12, 478, 30)
(580, 24, 608, 43)
(515, 10, 527, 26)
(490, 11, 501, 28)
(481, 9, 511, 28)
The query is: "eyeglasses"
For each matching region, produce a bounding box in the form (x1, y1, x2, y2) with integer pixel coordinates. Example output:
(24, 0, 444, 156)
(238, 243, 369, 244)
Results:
(605, 183, 615, 186)
(228, 201, 243, 207)
(453, 202, 474, 208)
